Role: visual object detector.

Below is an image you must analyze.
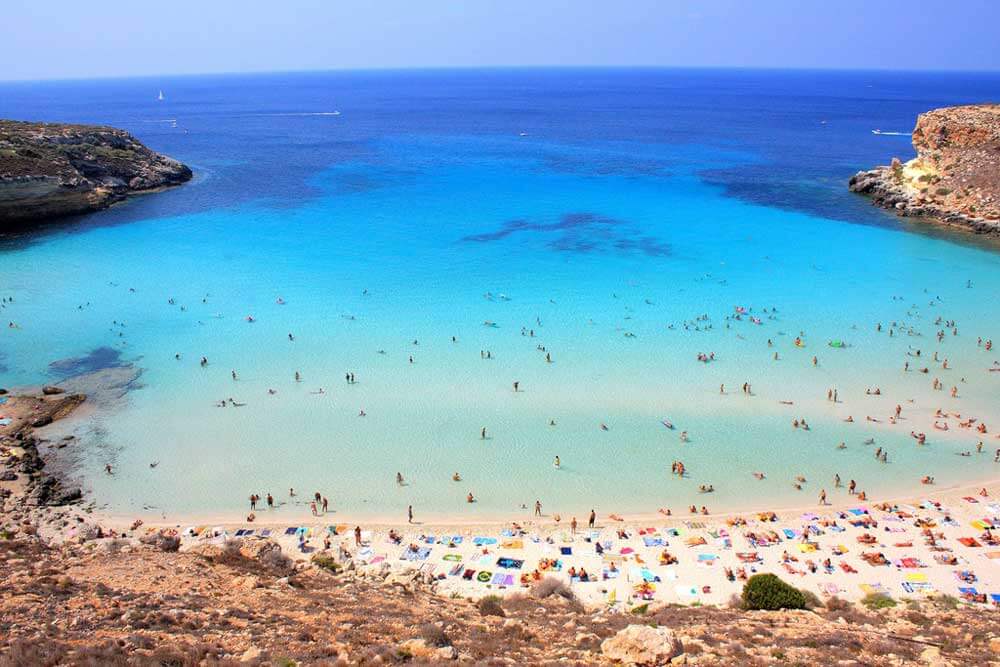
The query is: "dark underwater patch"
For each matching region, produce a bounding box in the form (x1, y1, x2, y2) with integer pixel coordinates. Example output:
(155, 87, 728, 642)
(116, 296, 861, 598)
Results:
(463, 212, 670, 258)
(48, 347, 125, 378)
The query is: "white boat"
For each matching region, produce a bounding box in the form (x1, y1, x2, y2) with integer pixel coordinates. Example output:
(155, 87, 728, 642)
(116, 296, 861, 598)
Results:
(158, 90, 165, 101)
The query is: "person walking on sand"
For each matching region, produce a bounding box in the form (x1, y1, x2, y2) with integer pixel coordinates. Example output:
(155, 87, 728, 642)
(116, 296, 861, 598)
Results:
(819, 489, 827, 505)
(589, 509, 596, 528)
(534, 500, 542, 516)
(571, 516, 577, 534)
(408, 505, 414, 524)
(322, 496, 328, 513)
(354, 525, 362, 546)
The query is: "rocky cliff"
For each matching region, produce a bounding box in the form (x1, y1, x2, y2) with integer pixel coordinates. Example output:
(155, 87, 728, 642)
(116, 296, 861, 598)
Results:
(849, 104, 1000, 235)
(0, 120, 192, 225)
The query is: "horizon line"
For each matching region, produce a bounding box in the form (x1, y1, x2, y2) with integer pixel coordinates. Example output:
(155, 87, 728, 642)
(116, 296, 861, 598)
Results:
(4, 63, 1000, 85)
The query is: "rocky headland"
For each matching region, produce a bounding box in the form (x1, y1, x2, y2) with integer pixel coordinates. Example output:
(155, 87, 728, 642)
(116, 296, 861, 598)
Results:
(0, 120, 192, 226)
(849, 104, 1000, 236)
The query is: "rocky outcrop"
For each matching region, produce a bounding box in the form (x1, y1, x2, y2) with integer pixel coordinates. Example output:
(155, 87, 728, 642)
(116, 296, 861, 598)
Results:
(849, 104, 1000, 236)
(601, 624, 684, 665)
(0, 119, 192, 226)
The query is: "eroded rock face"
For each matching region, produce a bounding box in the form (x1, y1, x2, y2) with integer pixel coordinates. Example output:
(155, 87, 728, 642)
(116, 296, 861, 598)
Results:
(601, 624, 683, 666)
(849, 104, 1000, 236)
(0, 119, 192, 225)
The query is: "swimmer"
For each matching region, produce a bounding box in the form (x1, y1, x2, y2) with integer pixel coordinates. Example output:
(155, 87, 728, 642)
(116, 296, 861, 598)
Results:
(553, 456, 561, 468)
(396, 472, 404, 485)
(452, 472, 461, 481)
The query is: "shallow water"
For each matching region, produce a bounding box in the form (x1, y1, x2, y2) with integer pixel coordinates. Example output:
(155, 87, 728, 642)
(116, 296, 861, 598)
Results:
(2, 69, 999, 520)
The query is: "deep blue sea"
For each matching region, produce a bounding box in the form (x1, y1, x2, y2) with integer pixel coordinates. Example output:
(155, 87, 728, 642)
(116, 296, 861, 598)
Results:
(2, 69, 999, 521)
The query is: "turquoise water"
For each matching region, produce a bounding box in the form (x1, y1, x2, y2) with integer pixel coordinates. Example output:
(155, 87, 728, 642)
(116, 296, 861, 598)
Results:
(2, 70, 999, 520)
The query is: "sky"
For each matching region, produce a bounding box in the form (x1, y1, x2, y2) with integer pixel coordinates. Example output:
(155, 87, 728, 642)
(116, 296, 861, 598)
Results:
(3, 0, 999, 81)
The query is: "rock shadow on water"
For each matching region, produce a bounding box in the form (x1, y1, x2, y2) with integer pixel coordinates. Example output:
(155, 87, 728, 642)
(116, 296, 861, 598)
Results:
(48, 347, 126, 379)
(462, 212, 671, 258)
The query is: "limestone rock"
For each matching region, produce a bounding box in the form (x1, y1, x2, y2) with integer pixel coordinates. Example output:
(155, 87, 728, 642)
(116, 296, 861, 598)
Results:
(0, 119, 193, 225)
(601, 624, 683, 666)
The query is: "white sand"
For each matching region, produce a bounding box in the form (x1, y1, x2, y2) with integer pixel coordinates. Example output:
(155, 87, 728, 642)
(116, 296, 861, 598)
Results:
(82, 479, 1000, 609)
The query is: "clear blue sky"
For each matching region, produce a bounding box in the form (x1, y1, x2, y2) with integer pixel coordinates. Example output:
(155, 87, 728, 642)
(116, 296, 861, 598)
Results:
(4, 0, 998, 81)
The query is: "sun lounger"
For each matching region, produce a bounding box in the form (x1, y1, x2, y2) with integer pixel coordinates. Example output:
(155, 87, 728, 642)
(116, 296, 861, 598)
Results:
(497, 557, 523, 569)
(959, 537, 982, 547)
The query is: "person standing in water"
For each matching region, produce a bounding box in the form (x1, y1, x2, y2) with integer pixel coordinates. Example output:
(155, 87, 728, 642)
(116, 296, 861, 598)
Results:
(588, 509, 596, 528)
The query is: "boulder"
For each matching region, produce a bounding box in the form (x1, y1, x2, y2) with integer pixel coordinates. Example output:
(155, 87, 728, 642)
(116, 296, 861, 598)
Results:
(601, 624, 683, 666)
(42, 386, 65, 395)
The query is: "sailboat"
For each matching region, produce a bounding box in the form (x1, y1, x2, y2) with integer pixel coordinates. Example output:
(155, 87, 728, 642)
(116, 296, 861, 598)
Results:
(157, 90, 165, 101)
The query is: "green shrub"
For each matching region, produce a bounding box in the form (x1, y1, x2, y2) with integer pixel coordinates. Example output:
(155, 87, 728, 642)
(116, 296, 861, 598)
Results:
(477, 595, 505, 617)
(310, 553, 340, 574)
(741, 574, 806, 611)
(631, 603, 649, 615)
(861, 593, 897, 610)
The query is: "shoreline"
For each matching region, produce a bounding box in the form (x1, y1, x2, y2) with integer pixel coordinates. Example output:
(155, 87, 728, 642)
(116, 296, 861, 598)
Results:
(95, 475, 1000, 533)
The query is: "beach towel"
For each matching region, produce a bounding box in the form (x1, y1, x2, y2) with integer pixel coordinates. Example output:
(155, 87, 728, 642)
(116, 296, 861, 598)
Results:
(905, 573, 928, 583)
(860, 583, 888, 596)
(476, 570, 493, 583)
(560, 546, 572, 555)
(369, 555, 385, 565)
(902, 581, 934, 594)
(985, 551, 1000, 560)
(797, 543, 817, 554)
(643, 536, 665, 547)
(685, 536, 707, 547)
(442, 553, 462, 562)
(0, 397, 8, 405)
(959, 537, 982, 547)
(782, 529, 800, 539)
(501, 539, 524, 549)
(0, 418, 11, 426)
(497, 557, 524, 569)
(462, 569, 475, 580)
(259, 529, 272, 537)
(820, 582, 840, 596)
(447, 563, 463, 576)
(473, 536, 498, 546)
(491, 573, 515, 586)
(602, 567, 620, 580)
(990, 593, 1000, 605)
(284, 527, 297, 535)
